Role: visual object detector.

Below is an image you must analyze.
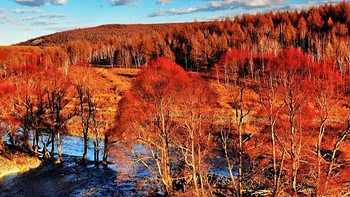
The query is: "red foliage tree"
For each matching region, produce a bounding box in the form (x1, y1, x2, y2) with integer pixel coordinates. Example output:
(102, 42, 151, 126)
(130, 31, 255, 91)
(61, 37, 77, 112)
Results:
(0, 82, 16, 152)
(116, 57, 189, 195)
(42, 68, 74, 162)
(267, 48, 315, 194)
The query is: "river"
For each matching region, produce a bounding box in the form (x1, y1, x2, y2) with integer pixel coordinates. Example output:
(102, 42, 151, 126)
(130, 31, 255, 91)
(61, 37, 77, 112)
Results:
(0, 135, 146, 197)
(0, 134, 231, 197)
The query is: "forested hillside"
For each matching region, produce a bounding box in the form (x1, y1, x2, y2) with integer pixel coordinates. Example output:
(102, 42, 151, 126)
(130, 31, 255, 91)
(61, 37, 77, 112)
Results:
(3, 2, 350, 197)
(12, 1, 350, 72)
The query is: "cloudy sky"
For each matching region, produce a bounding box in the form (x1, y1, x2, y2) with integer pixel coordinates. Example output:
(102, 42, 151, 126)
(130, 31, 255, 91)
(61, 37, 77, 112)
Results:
(0, 0, 344, 45)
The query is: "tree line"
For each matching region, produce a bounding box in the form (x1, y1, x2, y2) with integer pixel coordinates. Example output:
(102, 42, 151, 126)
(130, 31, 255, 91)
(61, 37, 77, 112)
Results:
(8, 1, 350, 72)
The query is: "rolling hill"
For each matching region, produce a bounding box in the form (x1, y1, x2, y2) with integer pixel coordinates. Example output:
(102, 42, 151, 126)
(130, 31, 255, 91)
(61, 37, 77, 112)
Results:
(16, 23, 183, 47)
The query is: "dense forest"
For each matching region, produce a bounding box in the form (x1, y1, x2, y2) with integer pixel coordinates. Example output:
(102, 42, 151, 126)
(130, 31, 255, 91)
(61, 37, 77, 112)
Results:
(2, 1, 350, 197)
(11, 1, 350, 72)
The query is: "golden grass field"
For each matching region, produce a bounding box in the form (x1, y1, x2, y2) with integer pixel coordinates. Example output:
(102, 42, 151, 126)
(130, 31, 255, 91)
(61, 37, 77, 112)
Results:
(0, 153, 41, 180)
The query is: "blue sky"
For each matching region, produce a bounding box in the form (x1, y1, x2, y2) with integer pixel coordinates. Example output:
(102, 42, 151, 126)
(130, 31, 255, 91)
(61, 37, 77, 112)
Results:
(0, 0, 344, 45)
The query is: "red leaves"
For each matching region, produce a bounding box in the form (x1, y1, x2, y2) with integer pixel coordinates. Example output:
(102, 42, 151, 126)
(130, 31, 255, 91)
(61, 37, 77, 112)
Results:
(117, 57, 217, 140)
(5, 64, 40, 78)
(213, 49, 252, 81)
(0, 84, 16, 96)
(215, 47, 317, 83)
(116, 57, 218, 193)
(217, 49, 251, 70)
(133, 57, 189, 105)
(218, 49, 250, 65)
(117, 57, 190, 139)
(267, 47, 313, 76)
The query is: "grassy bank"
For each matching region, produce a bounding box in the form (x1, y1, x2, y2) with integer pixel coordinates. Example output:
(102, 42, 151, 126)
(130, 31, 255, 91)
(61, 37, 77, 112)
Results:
(0, 152, 41, 180)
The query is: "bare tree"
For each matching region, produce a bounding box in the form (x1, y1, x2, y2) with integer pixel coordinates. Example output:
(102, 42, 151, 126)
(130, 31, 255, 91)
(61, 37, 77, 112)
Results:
(76, 83, 94, 163)
(43, 69, 75, 163)
(256, 73, 285, 196)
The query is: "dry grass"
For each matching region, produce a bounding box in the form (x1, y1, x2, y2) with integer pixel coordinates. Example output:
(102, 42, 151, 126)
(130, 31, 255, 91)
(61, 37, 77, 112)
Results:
(65, 66, 138, 136)
(0, 152, 41, 180)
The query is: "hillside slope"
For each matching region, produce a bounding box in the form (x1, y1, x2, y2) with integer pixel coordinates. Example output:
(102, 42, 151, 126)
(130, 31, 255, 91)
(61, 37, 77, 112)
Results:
(16, 23, 182, 47)
(65, 66, 138, 136)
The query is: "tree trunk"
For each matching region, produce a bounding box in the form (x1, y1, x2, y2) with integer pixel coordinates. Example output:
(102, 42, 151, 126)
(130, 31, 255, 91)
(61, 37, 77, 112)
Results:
(191, 133, 199, 196)
(57, 132, 63, 163)
(271, 122, 278, 196)
(162, 140, 173, 195)
(33, 129, 38, 153)
(291, 116, 298, 195)
(43, 144, 50, 160)
(198, 146, 205, 196)
(288, 96, 298, 195)
(238, 87, 245, 197)
(24, 128, 33, 152)
(51, 134, 55, 156)
(325, 148, 337, 191)
(276, 149, 286, 195)
(94, 139, 100, 166)
(225, 142, 237, 191)
(238, 123, 243, 197)
(41, 135, 51, 160)
(316, 124, 325, 196)
(160, 105, 173, 195)
(83, 131, 88, 163)
(96, 142, 99, 165)
(102, 134, 109, 166)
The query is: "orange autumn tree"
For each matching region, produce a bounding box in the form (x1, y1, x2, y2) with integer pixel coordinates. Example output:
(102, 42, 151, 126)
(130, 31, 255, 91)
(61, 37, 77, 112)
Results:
(267, 48, 316, 195)
(115, 57, 219, 195)
(116, 57, 190, 195)
(11, 64, 40, 153)
(310, 59, 344, 196)
(42, 68, 75, 162)
(176, 72, 218, 196)
(256, 55, 285, 196)
(214, 49, 255, 197)
(0, 82, 16, 153)
(74, 66, 95, 164)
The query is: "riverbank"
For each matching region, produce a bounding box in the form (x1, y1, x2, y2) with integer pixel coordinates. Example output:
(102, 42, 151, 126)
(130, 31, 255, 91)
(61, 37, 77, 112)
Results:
(0, 154, 140, 197)
(0, 151, 41, 180)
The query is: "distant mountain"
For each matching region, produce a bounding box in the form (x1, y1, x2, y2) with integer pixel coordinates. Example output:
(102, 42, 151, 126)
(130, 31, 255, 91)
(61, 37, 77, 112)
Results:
(16, 23, 183, 46)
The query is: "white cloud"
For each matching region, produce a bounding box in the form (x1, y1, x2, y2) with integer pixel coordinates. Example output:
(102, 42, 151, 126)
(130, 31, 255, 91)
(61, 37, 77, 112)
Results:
(149, 0, 287, 17)
(157, 0, 172, 6)
(107, 0, 136, 6)
(279, 0, 343, 11)
(0, 9, 5, 13)
(30, 19, 60, 26)
(12, 8, 42, 13)
(13, 0, 68, 7)
(0, 12, 67, 26)
(193, 0, 344, 22)
(194, 10, 244, 21)
(54, 0, 67, 4)
(46, 25, 77, 31)
(149, 7, 198, 17)
(22, 13, 68, 21)
(107, 0, 169, 6)
(148, 0, 344, 17)
(0, 14, 11, 20)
